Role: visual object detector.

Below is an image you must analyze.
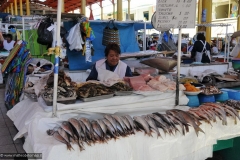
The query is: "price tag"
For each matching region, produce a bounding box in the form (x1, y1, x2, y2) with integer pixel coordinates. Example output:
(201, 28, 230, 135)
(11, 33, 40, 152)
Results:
(155, 0, 196, 31)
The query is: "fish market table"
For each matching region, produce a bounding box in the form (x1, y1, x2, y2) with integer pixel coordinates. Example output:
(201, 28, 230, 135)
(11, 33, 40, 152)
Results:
(6, 93, 240, 160)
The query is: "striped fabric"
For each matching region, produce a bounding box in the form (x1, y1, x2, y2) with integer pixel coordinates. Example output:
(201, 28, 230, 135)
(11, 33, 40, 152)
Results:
(1, 41, 22, 73)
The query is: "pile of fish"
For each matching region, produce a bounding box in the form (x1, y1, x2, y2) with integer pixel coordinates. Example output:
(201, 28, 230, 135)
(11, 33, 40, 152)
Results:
(223, 99, 240, 110)
(188, 103, 240, 125)
(201, 86, 222, 95)
(47, 102, 240, 151)
(77, 82, 132, 98)
(42, 71, 77, 99)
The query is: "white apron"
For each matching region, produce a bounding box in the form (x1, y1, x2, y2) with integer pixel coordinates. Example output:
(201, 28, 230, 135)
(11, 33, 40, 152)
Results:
(195, 40, 211, 62)
(95, 59, 127, 80)
(3, 40, 15, 51)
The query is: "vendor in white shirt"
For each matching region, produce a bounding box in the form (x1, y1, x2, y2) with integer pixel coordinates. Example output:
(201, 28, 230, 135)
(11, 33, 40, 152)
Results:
(1, 34, 16, 51)
(86, 43, 132, 81)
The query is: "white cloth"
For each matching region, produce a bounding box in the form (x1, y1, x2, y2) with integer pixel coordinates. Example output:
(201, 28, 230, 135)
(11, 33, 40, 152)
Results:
(6, 96, 240, 160)
(96, 59, 127, 79)
(3, 40, 15, 51)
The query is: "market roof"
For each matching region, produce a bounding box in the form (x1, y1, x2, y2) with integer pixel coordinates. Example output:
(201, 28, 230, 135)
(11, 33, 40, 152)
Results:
(0, 0, 103, 13)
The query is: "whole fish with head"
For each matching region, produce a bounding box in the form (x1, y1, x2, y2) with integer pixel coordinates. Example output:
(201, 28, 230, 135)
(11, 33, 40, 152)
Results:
(104, 115, 119, 131)
(91, 120, 104, 142)
(167, 114, 185, 136)
(61, 121, 75, 138)
(102, 118, 118, 138)
(68, 118, 83, 141)
(148, 114, 169, 135)
(124, 115, 136, 130)
(205, 103, 227, 125)
(111, 115, 128, 131)
(121, 116, 133, 134)
(79, 117, 94, 139)
(173, 110, 205, 136)
(143, 115, 161, 138)
(96, 119, 107, 135)
(133, 116, 152, 136)
(223, 108, 237, 124)
(221, 104, 240, 120)
(52, 131, 74, 151)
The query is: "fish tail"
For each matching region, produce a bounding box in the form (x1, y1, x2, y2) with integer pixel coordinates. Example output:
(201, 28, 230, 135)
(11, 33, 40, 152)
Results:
(235, 118, 237, 125)
(67, 143, 74, 151)
(194, 126, 205, 136)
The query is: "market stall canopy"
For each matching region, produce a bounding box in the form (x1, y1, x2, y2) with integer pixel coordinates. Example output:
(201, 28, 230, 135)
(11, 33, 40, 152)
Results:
(0, 0, 103, 13)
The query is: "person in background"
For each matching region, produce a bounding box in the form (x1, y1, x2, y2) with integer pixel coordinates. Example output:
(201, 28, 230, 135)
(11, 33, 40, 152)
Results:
(211, 44, 219, 55)
(191, 33, 211, 63)
(86, 43, 132, 81)
(0, 34, 16, 51)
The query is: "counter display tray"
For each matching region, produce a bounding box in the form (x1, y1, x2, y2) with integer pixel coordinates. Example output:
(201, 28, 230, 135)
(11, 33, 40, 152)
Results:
(42, 95, 76, 106)
(80, 94, 114, 102)
(114, 91, 133, 96)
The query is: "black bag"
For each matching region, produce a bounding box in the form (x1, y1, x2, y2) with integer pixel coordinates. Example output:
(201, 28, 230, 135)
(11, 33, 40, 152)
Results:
(37, 18, 53, 46)
(102, 20, 120, 46)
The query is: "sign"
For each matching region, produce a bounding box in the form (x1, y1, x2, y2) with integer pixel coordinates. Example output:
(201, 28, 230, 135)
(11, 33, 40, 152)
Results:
(155, 0, 196, 31)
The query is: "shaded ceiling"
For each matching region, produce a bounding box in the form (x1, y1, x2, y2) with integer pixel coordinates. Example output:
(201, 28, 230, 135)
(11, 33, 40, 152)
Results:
(0, 0, 103, 13)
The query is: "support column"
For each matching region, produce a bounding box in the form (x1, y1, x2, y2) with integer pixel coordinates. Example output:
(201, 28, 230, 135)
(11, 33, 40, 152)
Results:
(20, 0, 23, 16)
(14, 0, 18, 15)
(43, 10, 46, 15)
(127, 0, 130, 20)
(202, 0, 212, 43)
(197, 0, 202, 30)
(117, 0, 122, 21)
(237, 1, 240, 30)
(10, 3, 14, 15)
(62, 0, 65, 13)
(99, 1, 103, 20)
(4, 9, 6, 13)
(7, 7, 9, 14)
(81, 0, 86, 15)
(26, 0, 30, 15)
(111, 0, 116, 19)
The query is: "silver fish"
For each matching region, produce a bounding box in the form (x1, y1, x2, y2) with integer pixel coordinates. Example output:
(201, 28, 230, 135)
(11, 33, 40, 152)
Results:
(167, 114, 185, 136)
(102, 118, 118, 138)
(91, 120, 104, 141)
(148, 114, 168, 135)
(61, 121, 75, 138)
(68, 118, 82, 140)
(104, 115, 118, 131)
(96, 119, 107, 135)
(144, 115, 161, 138)
(124, 115, 136, 129)
(52, 131, 73, 150)
(79, 117, 94, 140)
(58, 127, 70, 143)
(121, 116, 131, 131)
(224, 108, 237, 124)
(112, 115, 128, 131)
(133, 116, 151, 136)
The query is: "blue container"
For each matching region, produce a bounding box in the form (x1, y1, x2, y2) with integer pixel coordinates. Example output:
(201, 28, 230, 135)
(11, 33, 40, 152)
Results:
(198, 94, 215, 104)
(221, 88, 240, 101)
(232, 59, 240, 70)
(215, 91, 229, 102)
(187, 95, 200, 107)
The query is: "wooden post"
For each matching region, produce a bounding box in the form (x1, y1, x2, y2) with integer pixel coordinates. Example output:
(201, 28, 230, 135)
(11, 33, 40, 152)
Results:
(62, 0, 65, 13)
(117, 0, 122, 21)
(10, 3, 14, 15)
(20, 0, 23, 16)
(14, 0, 18, 15)
(26, 0, 30, 15)
(81, 0, 86, 15)
(202, 0, 212, 43)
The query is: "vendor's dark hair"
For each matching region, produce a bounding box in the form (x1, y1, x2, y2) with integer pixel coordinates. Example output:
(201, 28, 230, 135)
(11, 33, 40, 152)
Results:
(6, 34, 13, 40)
(104, 43, 121, 57)
(197, 33, 205, 41)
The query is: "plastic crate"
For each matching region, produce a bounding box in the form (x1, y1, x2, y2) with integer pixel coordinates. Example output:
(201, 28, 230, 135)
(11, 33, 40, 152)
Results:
(232, 59, 240, 70)
(186, 95, 200, 107)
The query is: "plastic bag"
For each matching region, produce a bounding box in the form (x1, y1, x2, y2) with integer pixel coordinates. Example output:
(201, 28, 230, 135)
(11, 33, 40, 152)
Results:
(66, 23, 84, 51)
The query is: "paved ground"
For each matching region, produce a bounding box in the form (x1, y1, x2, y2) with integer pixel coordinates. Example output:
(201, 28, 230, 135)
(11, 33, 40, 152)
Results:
(0, 88, 27, 160)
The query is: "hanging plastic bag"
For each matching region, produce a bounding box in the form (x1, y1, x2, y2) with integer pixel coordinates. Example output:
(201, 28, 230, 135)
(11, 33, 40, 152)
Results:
(67, 23, 84, 51)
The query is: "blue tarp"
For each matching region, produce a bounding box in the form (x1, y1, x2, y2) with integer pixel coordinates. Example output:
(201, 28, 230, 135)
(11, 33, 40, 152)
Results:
(64, 21, 147, 70)
(133, 22, 153, 31)
(0, 13, 10, 22)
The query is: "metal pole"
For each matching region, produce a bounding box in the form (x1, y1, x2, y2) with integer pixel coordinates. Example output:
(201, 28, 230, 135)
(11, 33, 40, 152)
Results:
(22, 17, 25, 40)
(52, 0, 62, 117)
(227, 34, 230, 62)
(224, 26, 228, 62)
(176, 28, 182, 106)
(143, 22, 146, 51)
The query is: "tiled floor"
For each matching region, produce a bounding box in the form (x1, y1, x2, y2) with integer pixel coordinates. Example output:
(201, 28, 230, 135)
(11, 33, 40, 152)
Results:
(0, 88, 27, 160)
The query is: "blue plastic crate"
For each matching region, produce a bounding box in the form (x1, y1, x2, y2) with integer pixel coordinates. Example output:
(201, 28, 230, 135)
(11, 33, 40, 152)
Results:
(221, 89, 240, 101)
(198, 94, 215, 104)
(215, 91, 229, 102)
(187, 95, 200, 107)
